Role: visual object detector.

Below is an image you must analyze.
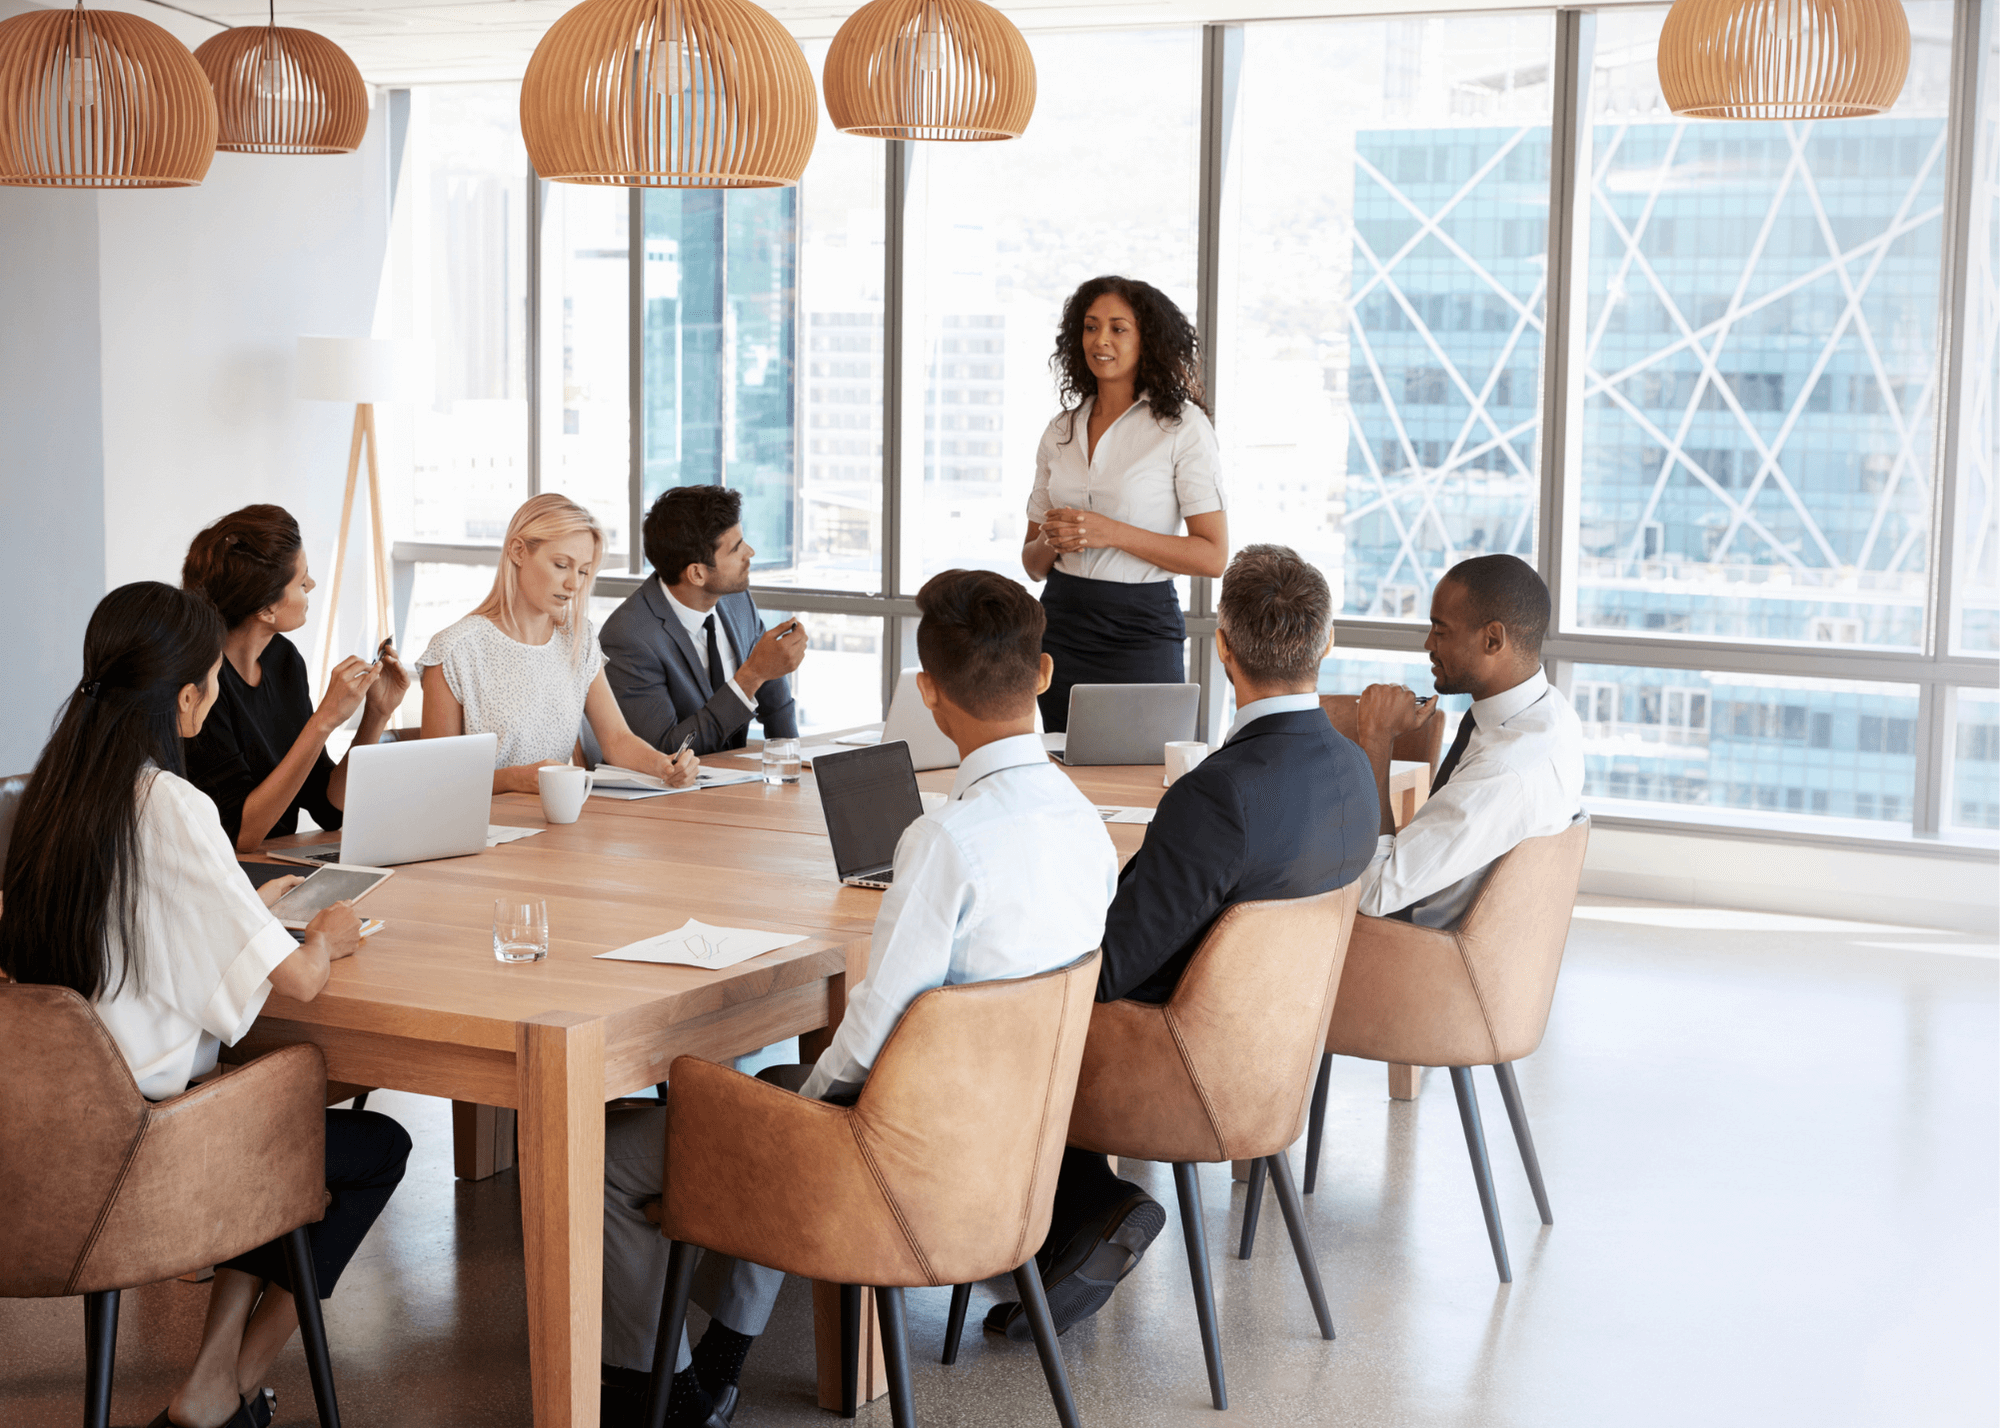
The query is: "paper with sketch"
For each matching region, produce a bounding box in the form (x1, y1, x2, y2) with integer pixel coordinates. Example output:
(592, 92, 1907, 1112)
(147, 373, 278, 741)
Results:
(595, 919, 807, 970)
(487, 825, 545, 846)
(1094, 806, 1156, 825)
(590, 766, 762, 800)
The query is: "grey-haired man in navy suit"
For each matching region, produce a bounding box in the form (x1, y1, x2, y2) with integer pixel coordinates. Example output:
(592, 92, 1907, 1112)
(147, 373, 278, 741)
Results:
(601, 485, 804, 756)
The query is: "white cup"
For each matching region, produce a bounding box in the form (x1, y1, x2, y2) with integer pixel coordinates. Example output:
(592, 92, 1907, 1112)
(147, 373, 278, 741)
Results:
(537, 764, 595, 824)
(919, 790, 948, 816)
(1164, 741, 1210, 788)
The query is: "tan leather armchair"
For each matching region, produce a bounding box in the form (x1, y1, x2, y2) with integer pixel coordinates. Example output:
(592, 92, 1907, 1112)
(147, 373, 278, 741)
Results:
(1292, 817, 1590, 1284)
(647, 952, 1101, 1428)
(0, 983, 345, 1428)
(1044, 883, 1364, 1412)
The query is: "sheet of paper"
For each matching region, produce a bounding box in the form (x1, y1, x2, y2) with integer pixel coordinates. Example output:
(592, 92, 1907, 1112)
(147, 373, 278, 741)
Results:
(590, 767, 762, 800)
(797, 743, 849, 764)
(590, 785, 672, 801)
(595, 918, 807, 970)
(486, 824, 545, 846)
(1094, 806, 1156, 825)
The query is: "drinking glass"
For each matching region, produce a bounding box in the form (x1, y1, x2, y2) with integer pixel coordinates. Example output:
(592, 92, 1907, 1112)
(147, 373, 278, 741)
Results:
(494, 898, 549, 963)
(761, 737, 802, 786)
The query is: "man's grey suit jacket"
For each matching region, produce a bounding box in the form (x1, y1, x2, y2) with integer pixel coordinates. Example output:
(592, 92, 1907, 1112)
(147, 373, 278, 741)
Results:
(599, 579, 800, 755)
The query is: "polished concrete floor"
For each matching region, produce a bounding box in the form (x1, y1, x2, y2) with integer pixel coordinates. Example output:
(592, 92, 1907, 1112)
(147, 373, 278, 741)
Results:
(4, 897, 1995, 1428)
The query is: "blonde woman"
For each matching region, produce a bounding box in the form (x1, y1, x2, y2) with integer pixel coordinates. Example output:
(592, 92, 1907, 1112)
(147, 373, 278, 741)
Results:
(417, 495, 697, 794)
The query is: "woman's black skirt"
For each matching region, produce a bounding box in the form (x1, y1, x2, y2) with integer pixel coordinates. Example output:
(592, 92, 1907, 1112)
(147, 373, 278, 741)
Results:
(1038, 569, 1186, 732)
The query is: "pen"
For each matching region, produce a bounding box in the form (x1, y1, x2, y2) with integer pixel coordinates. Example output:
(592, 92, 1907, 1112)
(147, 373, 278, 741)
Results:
(675, 733, 695, 757)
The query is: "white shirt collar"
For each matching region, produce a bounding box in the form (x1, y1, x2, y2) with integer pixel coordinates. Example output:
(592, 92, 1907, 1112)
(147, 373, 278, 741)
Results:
(1227, 691, 1322, 744)
(1469, 668, 1549, 728)
(950, 732, 1049, 798)
(658, 578, 717, 639)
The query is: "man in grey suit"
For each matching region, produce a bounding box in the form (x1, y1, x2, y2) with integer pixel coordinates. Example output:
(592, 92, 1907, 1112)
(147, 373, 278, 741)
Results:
(601, 486, 805, 755)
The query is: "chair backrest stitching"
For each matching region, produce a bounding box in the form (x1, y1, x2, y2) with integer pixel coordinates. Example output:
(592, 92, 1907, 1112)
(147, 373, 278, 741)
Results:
(1163, 1010, 1229, 1163)
(65, 1109, 153, 1297)
(1012, 971, 1070, 1269)
(848, 1117, 939, 1285)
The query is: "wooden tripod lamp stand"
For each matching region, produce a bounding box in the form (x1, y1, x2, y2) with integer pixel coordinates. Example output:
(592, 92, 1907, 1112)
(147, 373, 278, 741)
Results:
(296, 336, 414, 689)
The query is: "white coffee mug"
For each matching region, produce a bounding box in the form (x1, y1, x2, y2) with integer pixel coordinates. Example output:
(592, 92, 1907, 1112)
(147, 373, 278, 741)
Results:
(919, 791, 948, 816)
(1164, 741, 1210, 787)
(537, 764, 595, 824)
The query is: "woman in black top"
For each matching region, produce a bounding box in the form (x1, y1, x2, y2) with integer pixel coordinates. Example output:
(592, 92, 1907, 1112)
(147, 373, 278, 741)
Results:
(183, 506, 410, 852)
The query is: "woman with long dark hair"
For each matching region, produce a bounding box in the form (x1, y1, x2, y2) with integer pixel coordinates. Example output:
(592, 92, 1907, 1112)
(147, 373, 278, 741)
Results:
(1023, 275, 1230, 730)
(0, 582, 409, 1428)
(183, 504, 410, 852)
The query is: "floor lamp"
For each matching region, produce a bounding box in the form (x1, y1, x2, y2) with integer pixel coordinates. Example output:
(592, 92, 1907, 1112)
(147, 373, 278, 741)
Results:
(297, 337, 411, 690)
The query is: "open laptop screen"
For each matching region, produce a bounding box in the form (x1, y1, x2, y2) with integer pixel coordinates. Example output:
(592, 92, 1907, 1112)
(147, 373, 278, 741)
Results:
(815, 741, 926, 880)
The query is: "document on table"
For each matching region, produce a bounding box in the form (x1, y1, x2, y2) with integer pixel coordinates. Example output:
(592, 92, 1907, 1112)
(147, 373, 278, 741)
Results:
(487, 825, 545, 846)
(595, 918, 807, 970)
(1095, 806, 1156, 825)
(590, 767, 763, 800)
(797, 743, 849, 765)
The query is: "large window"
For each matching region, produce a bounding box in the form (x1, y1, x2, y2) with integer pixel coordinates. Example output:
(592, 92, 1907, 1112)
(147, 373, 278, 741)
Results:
(1573, 5, 1955, 650)
(1953, 13, 2000, 653)
(540, 185, 633, 559)
(1219, 14, 1554, 619)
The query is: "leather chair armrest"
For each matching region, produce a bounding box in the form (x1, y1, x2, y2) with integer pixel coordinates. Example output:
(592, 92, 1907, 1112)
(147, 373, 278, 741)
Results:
(1065, 998, 1223, 1164)
(1325, 914, 1501, 1069)
(68, 1043, 329, 1295)
(662, 1056, 934, 1288)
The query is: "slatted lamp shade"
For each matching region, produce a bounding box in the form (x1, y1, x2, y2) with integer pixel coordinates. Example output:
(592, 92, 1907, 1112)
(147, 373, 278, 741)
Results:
(194, 22, 369, 155)
(0, 2, 217, 188)
(1657, 0, 1910, 119)
(823, 0, 1035, 141)
(520, 0, 817, 187)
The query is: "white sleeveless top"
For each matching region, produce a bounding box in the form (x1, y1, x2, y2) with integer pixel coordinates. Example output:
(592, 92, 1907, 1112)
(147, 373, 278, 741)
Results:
(417, 614, 604, 769)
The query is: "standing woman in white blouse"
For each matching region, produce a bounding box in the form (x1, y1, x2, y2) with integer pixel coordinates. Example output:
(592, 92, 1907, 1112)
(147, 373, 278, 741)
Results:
(418, 493, 697, 793)
(0, 582, 410, 1428)
(1024, 275, 1230, 730)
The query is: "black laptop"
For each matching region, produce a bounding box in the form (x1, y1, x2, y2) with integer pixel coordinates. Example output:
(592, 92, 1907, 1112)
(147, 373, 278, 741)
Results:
(815, 740, 927, 889)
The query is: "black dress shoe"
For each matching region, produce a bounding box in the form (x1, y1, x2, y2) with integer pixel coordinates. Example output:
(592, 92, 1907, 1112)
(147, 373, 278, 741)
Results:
(708, 1383, 739, 1425)
(986, 1190, 1168, 1340)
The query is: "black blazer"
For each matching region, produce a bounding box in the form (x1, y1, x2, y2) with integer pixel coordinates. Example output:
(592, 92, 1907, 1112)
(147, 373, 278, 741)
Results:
(599, 581, 799, 755)
(1096, 706, 1377, 1005)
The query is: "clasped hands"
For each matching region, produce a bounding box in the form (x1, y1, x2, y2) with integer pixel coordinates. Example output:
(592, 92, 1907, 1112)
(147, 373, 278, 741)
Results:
(1041, 507, 1127, 554)
(1357, 682, 1436, 750)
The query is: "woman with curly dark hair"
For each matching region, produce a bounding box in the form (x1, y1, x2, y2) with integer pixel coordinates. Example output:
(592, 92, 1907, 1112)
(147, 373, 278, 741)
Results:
(1023, 275, 1229, 730)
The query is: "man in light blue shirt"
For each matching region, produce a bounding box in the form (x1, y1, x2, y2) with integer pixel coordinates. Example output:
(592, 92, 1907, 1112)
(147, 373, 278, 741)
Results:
(599, 568, 1119, 1428)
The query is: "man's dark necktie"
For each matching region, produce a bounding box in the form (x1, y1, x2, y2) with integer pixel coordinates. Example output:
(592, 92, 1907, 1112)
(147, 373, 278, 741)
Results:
(1430, 710, 1477, 794)
(702, 613, 723, 694)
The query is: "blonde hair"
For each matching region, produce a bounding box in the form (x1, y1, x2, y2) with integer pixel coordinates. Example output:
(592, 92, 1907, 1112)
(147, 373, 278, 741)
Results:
(471, 494, 605, 663)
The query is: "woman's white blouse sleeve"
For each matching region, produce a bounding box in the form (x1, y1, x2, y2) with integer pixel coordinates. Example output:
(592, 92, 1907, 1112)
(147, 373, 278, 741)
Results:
(141, 774, 298, 1044)
(1025, 419, 1061, 524)
(1172, 409, 1226, 518)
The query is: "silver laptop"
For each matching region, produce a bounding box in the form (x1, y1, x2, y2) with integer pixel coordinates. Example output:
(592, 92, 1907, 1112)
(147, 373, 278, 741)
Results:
(1049, 683, 1200, 766)
(270, 732, 497, 867)
(815, 740, 926, 888)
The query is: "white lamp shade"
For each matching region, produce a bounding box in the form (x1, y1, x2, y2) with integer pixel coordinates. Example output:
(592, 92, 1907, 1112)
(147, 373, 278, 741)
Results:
(296, 336, 427, 404)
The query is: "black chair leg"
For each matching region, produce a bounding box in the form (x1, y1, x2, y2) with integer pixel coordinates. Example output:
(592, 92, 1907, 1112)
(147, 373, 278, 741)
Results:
(874, 1286, 917, 1428)
(838, 1283, 864, 1418)
(940, 1283, 971, 1365)
(1236, 1157, 1268, 1260)
(1171, 1162, 1227, 1411)
(1012, 1262, 1082, 1428)
(1492, 1062, 1553, 1225)
(1303, 1051, 1333, 1194)
(642, 1241, 699, 1428)
(83, 1288, 119, 1428)
(1265, 1152, 1335, 1341)
(1449, 1066, 1512, 1283)
(282, 1226, 341, 1428)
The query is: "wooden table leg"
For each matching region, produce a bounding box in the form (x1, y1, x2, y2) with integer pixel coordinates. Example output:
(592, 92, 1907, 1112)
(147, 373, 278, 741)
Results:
(798, 941, 867, 1065)
(519, 1012, 607, 1428)
(453, 1101, 518, 1180)
(1388, 1064, 1423, 1100)
(812, 1281, 889, 1412)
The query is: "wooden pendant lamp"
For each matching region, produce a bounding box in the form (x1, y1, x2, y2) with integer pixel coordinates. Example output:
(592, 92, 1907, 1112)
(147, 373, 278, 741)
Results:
(520, 0, 816, 187)
(823, 0, 1035, 141)
(194, 3, 368, 155)
(1657, 0, 1910, 119)
(0, 1, 217, 188)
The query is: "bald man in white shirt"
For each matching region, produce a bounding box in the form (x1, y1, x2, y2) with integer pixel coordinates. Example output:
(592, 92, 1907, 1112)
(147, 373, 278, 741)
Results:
(1355, 554, 1584, 927)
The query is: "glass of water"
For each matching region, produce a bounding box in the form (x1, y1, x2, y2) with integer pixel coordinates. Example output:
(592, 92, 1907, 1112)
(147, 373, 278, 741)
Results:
(493, 898, 549, 963)
(761, 736, 802, 786)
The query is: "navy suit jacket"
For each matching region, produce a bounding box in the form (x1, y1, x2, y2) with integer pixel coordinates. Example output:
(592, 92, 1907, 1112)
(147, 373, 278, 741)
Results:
(1096, 706, 1378, 1005)
(599, 580, 799, 755)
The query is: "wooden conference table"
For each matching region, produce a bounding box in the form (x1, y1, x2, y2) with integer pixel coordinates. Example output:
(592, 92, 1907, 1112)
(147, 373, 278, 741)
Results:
(243, 748, 1429, 1428)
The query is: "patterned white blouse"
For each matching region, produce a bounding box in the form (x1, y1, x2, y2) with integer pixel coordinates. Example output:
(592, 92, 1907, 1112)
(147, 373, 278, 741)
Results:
(417, 614, 604, 769)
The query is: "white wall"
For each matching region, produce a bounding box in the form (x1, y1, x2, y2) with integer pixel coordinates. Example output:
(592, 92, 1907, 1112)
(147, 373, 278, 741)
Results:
(0, 60, 393, 774)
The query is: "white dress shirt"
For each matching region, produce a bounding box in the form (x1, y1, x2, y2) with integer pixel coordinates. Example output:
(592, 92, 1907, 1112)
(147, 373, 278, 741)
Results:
(1226, 691, 1323, 743)
(659, 578, 754, 712)
(91, 771, 300, 1100)
(1359, 669, 1584, 929)
(1026, 396, 1226, 585)
(800, 732, 1120, 1101)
